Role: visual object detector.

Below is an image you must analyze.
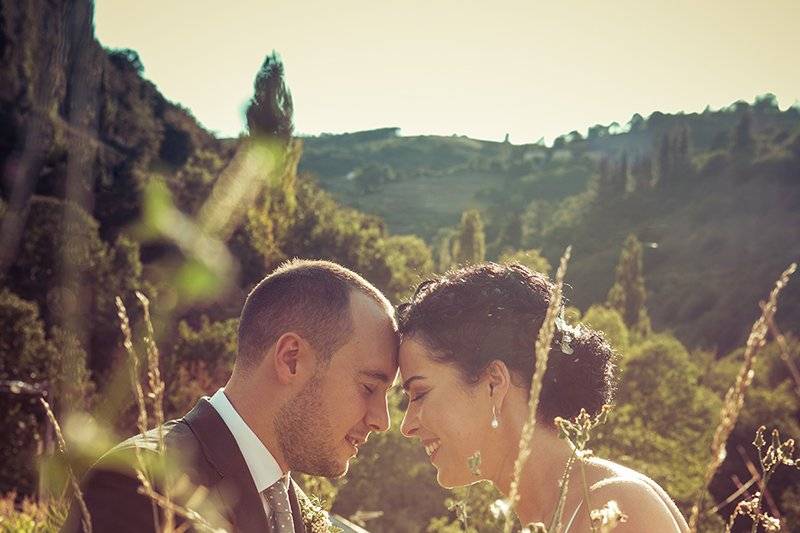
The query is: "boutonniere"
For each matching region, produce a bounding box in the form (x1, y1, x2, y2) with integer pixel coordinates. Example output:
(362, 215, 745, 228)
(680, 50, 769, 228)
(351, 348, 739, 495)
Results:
(298, 493, 343, 533)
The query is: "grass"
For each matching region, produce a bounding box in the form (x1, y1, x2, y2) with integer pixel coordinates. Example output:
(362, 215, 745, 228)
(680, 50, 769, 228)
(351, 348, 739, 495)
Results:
(687, 263, 797, 531)
(1, 262, 797, 533)
(504, 246, 572, 533)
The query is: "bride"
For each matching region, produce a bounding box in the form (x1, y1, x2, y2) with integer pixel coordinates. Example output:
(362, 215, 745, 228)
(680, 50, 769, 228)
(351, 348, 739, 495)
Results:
(396, 262, 689, 532)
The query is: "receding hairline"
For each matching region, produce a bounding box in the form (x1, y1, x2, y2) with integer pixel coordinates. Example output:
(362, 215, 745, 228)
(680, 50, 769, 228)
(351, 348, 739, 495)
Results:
(266, 258, 393, 312)
(236, 259, 396, 369)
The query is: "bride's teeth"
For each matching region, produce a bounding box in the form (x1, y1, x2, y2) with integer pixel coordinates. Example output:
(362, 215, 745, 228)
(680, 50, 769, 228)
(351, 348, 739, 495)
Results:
(424, 441, 440, 456)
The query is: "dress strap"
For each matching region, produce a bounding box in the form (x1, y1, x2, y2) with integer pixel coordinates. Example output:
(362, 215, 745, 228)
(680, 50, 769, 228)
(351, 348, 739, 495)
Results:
(563, 500, 584, 532)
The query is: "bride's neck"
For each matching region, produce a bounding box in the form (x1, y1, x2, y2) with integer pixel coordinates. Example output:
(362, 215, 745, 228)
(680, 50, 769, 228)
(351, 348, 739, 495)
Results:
(491, 426, 580, 527)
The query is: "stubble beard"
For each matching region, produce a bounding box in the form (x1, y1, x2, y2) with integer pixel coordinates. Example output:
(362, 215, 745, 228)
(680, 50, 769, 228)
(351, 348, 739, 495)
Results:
(275, 369, 348, 478)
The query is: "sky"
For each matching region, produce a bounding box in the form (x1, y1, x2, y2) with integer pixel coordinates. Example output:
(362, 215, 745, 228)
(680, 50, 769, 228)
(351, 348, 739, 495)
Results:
(93, 0, 800, 143)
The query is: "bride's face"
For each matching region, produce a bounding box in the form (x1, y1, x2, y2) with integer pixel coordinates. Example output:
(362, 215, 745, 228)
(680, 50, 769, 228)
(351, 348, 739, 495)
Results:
(399, 337, 495, 488)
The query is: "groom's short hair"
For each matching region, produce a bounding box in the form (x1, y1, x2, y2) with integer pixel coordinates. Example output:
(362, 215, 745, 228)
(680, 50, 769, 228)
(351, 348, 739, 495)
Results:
(237, 259, 394, 369)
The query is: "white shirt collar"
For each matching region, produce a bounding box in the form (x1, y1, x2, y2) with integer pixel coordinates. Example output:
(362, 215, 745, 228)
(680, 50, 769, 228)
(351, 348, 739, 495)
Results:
(208, 388, 287, 492)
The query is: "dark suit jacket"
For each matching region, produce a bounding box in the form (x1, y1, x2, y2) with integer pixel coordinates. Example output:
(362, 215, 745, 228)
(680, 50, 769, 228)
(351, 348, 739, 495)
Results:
(63, 399, 307, 533)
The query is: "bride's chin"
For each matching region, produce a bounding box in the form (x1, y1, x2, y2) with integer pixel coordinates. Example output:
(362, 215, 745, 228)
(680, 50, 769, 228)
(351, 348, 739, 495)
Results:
(435, 472, 454, 490)
(435, 468, 466, 490)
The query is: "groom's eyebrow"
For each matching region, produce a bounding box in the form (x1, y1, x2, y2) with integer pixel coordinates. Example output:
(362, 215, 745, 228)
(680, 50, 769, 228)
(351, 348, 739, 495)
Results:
(359, 369, 391, 384)
(402, 376, 425, 390)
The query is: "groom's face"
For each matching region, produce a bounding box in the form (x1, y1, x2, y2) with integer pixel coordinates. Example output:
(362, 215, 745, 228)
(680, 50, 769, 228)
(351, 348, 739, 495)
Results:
(278, 291, 398, 477)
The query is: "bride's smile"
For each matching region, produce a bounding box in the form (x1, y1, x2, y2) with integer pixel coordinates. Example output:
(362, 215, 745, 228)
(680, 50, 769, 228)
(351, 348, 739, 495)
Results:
(399, 337, 503, 488)
(422, 439, 440, 458)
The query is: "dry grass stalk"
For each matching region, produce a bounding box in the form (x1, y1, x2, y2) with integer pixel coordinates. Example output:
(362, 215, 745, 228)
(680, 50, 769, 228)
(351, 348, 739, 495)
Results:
(136, 483, 227, 533)
(548, 406, 613, 533)
(116, 294, 221, 533)
(40, 397, 92, 533)
(197, 136, 282, 240)
(765, 314, 800, 397)
(115, 297, 149, 438)
(136, 291, 175, 532)
(503, 246, 572, 533)
(735, 444, 782, 521)
(116, 295, 162, 531)
(543, 450, 578, 533)
(687, 262, 796, 531)
(708, 475, 758, 515)
(749, 425, 798, 532)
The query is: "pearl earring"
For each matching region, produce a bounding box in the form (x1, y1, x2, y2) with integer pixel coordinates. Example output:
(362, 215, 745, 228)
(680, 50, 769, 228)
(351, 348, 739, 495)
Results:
(491, 405, 499, 429)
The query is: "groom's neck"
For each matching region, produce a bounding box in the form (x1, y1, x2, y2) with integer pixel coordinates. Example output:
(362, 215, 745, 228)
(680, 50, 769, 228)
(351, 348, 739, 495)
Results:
(224, 376, 289, 473)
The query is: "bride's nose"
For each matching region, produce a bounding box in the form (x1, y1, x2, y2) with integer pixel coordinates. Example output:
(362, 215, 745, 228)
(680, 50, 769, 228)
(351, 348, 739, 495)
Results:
(400, 405, 418, 437)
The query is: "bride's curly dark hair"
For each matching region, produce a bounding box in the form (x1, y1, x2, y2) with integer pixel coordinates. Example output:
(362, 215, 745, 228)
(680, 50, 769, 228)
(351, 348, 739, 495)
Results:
(397, 262, 616, 424)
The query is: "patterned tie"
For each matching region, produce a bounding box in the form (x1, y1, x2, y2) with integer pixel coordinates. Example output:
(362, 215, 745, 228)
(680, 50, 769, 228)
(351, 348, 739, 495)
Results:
(263, 479, 295, 533)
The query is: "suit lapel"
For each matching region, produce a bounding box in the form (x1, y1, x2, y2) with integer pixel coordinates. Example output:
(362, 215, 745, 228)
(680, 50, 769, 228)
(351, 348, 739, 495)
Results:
(184, 399, 270, 533)
(289, 480, 307, 533)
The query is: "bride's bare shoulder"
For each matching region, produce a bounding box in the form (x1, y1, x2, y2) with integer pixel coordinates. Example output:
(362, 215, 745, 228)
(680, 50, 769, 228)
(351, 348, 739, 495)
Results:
(570, 474, 688, 533)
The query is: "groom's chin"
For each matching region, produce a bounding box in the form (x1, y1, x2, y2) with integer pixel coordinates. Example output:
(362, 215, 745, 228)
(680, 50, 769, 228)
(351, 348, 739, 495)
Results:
(302, 460, 349, 479)
(335, 460, 351, 478)
(326, 452, 352, 478)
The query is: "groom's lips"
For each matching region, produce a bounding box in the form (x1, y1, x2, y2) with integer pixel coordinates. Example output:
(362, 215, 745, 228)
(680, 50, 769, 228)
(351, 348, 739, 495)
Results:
(345, 434, 366, 452)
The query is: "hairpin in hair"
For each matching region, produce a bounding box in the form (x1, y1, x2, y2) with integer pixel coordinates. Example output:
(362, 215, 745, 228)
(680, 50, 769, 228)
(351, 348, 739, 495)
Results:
(554, 306, 575, 355)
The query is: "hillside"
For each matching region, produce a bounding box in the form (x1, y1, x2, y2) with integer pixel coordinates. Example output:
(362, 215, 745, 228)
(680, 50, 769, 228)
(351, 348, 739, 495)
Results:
(0, 0, 433, 373)
(0, 0, 435, 510)
(300, 104, 800, 353)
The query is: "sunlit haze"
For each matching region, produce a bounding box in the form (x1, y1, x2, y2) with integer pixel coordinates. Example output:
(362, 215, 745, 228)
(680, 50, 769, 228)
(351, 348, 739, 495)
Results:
(94, 0, 800, 143)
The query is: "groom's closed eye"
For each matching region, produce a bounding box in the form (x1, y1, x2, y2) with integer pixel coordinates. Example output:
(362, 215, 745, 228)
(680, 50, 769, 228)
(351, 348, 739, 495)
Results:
(359, 369, 391, 384)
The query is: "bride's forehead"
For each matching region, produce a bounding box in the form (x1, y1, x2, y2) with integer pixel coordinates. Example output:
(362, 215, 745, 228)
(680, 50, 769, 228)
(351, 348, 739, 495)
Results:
(398, 338, 433, 364)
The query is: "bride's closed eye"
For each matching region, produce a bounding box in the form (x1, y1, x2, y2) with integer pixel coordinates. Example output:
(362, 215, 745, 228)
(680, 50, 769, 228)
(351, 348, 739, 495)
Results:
(407, 390, 429, 403)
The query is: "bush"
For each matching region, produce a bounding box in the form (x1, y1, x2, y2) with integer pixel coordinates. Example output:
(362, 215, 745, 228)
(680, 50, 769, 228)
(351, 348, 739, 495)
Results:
(0, 291, 56, 495)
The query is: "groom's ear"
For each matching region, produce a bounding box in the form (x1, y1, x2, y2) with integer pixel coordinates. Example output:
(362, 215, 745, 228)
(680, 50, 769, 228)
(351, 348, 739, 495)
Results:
(486, 360, 511, 407)
(272, 332, 313, 385)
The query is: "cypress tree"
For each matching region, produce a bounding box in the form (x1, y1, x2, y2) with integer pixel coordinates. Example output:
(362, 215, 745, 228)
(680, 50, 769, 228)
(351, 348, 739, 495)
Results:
(617, 151, 630, 194)
(596, 157, 612, 199)
(732, 109, 754, 154)
(434, 228, 457, 272)
(246, 51, 294, 142)
(453, 209, 486, 265)
(657, 133, 671, 185)
(607, 234, 651, 334)
(668, 125, 693, 180)
(631, 155, 653, 191)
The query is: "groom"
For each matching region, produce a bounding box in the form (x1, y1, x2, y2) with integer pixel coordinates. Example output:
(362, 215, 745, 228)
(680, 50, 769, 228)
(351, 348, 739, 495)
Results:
(64, 259, 399, 533)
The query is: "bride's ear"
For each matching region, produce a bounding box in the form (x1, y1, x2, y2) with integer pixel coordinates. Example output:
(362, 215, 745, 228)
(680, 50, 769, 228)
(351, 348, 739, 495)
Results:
(486, 360, 511, 408)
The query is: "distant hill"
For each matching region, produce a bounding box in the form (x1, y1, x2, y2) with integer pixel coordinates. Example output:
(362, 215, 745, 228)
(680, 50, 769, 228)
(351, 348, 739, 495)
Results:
(300, 129, 531, 239)
(300, 102, 800, 353)
(300, 102, 798, 239)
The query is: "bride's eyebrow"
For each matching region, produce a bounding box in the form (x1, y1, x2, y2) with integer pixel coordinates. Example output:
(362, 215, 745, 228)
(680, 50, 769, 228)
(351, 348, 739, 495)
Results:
(402, 375, 426, 391)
